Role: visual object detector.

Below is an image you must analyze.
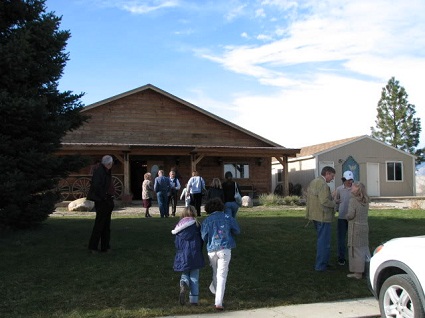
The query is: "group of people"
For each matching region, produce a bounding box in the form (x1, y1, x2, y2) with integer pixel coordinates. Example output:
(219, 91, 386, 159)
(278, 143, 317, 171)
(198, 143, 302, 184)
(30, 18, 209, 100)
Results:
(141, 169, 242, 218)
(171, 198, 240, 310)
(141, 169, 186, 218)
(306, 166, 370, 279)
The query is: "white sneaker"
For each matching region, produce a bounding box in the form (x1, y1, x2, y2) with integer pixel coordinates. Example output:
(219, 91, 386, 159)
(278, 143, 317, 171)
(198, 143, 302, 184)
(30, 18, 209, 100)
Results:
(209, 281, 216, 294)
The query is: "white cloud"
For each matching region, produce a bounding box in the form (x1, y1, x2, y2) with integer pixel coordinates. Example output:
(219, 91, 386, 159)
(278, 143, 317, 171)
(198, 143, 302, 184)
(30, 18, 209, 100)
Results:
(229, 75, 381, 148)
(92, 0, 180, 14)
(194, 0, 425, 148)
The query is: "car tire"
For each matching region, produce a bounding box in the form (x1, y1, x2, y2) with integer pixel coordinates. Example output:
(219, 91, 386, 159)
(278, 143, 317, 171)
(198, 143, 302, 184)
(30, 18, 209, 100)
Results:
(379, 273, 425, 318)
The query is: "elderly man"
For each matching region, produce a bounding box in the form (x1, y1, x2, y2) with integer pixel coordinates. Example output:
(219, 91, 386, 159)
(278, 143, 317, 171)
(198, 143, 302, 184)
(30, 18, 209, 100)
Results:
(306, 166, 336, 272)
(87, 155, 115, 253)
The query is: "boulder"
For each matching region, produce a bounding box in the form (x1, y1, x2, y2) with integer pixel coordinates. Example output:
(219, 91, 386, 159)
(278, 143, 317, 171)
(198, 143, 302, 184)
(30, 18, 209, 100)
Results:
(68, 198, 95, 212)
(241, 195, 253, 208)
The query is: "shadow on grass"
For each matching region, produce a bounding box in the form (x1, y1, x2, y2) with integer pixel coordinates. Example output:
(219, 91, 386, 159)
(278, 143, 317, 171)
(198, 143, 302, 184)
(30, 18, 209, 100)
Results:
(1, 209, 424, 317)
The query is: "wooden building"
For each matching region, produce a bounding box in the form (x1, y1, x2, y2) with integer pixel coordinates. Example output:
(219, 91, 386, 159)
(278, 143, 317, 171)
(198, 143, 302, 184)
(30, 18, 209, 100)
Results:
(57, 84, 300, 201)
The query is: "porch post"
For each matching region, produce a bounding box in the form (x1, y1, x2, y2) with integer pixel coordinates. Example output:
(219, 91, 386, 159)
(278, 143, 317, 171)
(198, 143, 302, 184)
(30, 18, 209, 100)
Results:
(123, 152, 130, 196)
(283, 156, 289, 196)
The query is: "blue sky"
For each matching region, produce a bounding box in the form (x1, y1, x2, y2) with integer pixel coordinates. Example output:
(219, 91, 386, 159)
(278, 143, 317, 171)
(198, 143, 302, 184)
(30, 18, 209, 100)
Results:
(45, 0, 425, 149)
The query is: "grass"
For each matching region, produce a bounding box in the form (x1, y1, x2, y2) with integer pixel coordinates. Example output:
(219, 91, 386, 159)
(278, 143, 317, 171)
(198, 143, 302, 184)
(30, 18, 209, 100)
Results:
(1, 207, 424, 317)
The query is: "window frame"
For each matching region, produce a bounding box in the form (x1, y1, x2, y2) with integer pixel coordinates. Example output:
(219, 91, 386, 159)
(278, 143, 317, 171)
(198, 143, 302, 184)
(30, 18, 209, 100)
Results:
(386, 161, 403, 182)
(223, 163, 250, 179)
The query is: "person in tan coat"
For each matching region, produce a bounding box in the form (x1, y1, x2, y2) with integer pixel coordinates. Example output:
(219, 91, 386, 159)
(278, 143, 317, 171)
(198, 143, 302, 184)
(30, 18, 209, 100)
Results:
(306, 166, 336, 271)
(346, 182, 371, 279)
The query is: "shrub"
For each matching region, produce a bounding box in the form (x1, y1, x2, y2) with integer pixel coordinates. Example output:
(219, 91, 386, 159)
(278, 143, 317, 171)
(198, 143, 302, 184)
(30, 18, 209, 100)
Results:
(283, 195, 301, 205)
(258, 193, 284, 206)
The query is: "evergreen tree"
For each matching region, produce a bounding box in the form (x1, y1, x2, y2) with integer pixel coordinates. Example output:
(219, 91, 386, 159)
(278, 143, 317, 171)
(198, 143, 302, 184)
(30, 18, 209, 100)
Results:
(371, 77, 424, 164)
(0, 0, 88, 229)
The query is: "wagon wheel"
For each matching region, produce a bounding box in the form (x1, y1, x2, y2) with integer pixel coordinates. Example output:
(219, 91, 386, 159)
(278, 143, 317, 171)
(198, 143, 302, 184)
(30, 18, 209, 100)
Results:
(72, 177, 91, 199)
(112, 176, 123, 199)
(56, 178, 70, 201)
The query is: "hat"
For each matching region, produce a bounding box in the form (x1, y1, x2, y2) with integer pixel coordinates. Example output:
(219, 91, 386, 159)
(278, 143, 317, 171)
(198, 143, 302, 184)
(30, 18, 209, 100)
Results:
(343, 171, 354, 181)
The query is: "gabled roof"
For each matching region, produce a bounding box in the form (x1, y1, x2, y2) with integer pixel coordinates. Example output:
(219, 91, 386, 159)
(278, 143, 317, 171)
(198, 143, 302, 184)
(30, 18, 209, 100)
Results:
(297, 135, 416, 159)
(298, 136, 361, 157)
(82, 83, 289, 149)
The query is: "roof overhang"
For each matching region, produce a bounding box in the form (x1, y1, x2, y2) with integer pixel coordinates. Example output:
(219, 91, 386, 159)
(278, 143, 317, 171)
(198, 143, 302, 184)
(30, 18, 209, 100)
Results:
(58, 143, 300, 158)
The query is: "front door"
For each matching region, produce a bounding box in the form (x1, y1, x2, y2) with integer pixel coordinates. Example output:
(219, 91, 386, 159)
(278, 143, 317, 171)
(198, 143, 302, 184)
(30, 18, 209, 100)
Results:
(367, 162, 380, 196)
(130, 160, 147, 200)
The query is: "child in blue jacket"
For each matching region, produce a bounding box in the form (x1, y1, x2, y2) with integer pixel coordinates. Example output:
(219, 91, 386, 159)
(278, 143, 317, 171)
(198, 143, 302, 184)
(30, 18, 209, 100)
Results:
(172, 206, 205, 305)
(201, 198, 240, 310)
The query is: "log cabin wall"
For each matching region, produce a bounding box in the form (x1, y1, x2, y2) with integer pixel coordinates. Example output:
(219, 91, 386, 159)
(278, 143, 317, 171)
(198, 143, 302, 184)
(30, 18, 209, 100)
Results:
(63, 89, 271, 147)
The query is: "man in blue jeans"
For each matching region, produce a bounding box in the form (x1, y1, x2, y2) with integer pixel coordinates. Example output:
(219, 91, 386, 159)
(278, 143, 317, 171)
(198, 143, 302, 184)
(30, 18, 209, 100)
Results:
(154, 170, 171, 218)
(334, 170, 355, 266)
(306, 166, 336, 271)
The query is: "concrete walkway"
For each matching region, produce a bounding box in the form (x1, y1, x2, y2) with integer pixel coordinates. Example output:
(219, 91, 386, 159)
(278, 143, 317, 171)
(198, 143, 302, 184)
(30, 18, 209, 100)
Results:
(161, 298, 380, 318)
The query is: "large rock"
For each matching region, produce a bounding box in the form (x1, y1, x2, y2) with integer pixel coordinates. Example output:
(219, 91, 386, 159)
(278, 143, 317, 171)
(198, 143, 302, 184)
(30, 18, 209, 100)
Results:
(68, 198, 95, 212)
(241, 195, 253, 208)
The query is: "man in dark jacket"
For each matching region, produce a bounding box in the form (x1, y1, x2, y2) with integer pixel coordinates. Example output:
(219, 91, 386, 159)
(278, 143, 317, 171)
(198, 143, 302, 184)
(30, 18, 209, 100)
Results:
(88, 155, 115, 253)
(154, 170, 171, 218)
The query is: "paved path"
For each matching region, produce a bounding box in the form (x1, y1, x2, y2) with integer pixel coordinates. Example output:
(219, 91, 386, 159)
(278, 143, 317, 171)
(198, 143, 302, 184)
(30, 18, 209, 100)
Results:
(160, 297, 380, 318)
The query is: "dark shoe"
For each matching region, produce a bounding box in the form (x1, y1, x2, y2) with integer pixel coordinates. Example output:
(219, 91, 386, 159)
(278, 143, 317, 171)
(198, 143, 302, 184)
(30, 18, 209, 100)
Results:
(215, 305, 224, 311)
(179, 283, 187, 305)
(338, 259, 346, 266)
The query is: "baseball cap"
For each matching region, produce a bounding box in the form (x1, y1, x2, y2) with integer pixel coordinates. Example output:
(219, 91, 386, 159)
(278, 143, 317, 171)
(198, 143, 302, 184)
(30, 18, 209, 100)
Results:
(343, 170, 354, 181)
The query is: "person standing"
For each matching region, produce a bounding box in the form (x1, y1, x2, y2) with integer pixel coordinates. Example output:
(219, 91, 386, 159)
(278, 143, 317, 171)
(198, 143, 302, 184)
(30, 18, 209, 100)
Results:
(306, 166, 336, 272)
(87, 155, 115, 253)
(180, 184, 191, 207)
(186, 171, 206, 217)
(201, 198, 240, 311)
(168, 170, 181, 217)
(346, 182, 371, 279)
(334, 170, 355, 266)
(142, 172, 154, 218)
(172, 205, 205, 306)
(222, 171, 241, 218)
(207, 178, 225, 202)
(154, 170, 171, 218)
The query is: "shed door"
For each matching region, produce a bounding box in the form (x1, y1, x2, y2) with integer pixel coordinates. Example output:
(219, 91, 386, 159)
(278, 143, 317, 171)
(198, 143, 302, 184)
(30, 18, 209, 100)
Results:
(367, 163, 380, 196)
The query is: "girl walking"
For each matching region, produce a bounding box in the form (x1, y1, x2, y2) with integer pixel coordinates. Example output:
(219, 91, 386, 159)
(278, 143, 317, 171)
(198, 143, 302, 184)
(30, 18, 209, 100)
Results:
(172, 206, 205, 305)
(201, 198, 240, 310)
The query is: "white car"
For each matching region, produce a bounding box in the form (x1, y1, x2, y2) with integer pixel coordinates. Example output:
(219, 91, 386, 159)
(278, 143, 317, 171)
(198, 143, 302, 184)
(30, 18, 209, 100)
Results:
(368, 235, 425, 318)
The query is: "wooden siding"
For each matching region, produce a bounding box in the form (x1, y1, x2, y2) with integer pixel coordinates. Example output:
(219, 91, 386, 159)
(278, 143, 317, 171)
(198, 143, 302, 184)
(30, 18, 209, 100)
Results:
(63, 89, 272, 148)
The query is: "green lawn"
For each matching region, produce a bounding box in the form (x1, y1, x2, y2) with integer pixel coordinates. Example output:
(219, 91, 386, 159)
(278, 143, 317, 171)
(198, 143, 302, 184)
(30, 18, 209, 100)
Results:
(1, 207, 424, 317)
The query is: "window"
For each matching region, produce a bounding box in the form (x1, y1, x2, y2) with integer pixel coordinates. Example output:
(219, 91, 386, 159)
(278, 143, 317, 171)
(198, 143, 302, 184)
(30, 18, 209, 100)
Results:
(224, 163, 250, 179)
(387, 161, 403, 181)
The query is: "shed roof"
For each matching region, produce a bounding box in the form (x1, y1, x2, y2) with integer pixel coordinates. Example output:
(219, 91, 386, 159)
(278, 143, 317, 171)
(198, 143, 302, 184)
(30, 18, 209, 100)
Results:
(297, 135, 416, 159)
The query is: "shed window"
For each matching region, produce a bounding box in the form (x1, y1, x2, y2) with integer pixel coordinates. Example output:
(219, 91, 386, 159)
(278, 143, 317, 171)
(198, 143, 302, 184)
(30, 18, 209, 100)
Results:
(224, 163, 250, 179)
(386, 161, 403, 181)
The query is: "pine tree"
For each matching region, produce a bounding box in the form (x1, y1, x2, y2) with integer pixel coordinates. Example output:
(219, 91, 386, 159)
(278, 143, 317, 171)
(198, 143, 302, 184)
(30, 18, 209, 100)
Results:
(0, 0, 88, 229)
(371, 77, 424, 164)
